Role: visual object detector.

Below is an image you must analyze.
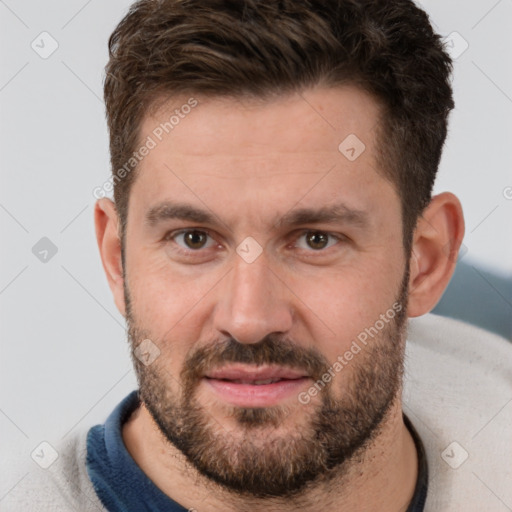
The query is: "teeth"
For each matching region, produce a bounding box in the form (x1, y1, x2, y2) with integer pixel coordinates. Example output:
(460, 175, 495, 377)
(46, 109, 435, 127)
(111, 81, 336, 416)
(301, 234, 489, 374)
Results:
(230, 378, 281, 385)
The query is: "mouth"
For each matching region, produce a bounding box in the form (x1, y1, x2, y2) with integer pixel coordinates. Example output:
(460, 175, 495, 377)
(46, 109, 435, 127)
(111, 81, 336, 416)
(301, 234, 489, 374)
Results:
(202, 365, 310, 407)
(211, 377, 292, 385)
(205, 364, 308, 381)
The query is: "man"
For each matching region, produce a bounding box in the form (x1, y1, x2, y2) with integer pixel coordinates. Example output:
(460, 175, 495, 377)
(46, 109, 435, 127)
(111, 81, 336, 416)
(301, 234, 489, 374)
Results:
(5, 1, 511, 511)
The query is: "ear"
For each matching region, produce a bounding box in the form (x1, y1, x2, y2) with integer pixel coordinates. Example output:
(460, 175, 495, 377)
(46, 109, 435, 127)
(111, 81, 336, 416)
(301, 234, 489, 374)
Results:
(407, 192, 465, 318)
(94, 198, 126, 317)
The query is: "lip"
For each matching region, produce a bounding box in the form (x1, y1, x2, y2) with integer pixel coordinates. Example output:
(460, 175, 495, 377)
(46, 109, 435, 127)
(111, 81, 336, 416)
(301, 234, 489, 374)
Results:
(203, 365, 310, 407)
(205, 364, 308, 381)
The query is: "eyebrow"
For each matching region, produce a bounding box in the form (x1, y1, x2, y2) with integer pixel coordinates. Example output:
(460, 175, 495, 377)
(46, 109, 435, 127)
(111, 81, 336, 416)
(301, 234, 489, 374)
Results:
(145, 202, 217, 227)
(275, 204, 370, 230)
(144, 201, 370, 230)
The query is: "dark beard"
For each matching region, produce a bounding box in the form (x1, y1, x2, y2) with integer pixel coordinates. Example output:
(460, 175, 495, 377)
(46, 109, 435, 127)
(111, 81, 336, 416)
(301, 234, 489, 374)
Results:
(125, 269, 409, 499)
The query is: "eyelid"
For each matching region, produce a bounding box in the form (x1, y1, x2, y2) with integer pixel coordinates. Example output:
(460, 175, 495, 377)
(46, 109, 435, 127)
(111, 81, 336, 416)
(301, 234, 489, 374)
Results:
(163, 227, 211, 239)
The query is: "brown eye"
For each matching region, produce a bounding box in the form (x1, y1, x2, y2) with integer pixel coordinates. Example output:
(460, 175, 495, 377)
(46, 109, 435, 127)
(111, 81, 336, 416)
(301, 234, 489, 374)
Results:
(170, 230, 214, 251)
(166, 229, 220, 262)
(305, 232, 329, 250)
(183, 230, 209, 249)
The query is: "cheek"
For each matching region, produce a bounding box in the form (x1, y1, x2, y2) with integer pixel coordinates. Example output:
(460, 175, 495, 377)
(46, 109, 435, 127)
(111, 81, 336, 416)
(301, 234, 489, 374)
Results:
(289, 256, 403, 355)
(126, 249, 223, 345)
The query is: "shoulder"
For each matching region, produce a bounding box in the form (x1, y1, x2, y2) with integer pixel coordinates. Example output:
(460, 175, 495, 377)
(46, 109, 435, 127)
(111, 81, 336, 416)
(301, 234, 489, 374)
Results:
(1, 428, 106, 512)
(403, 313, 512, 511)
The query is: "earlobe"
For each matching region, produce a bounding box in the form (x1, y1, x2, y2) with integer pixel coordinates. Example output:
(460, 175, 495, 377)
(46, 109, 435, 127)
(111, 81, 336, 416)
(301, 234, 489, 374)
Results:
(94, 198, 126, 317)
(407, 192, 465, 318)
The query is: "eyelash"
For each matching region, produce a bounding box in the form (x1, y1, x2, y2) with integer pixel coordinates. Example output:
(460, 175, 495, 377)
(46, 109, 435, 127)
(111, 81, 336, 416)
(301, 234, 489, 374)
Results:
(163, 229, 346, 259)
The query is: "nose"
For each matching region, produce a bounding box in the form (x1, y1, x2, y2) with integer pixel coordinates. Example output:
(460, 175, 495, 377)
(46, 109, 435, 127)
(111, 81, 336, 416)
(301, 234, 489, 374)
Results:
(212, 254, 294, 344)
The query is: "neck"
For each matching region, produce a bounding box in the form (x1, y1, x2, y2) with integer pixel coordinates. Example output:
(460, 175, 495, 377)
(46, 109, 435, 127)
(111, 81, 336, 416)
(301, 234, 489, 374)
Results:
(122, 394, 418, 512)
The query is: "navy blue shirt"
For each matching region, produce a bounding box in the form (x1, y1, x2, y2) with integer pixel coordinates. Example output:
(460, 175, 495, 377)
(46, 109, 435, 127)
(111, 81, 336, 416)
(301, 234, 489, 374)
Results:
(86, 390, 428, 511)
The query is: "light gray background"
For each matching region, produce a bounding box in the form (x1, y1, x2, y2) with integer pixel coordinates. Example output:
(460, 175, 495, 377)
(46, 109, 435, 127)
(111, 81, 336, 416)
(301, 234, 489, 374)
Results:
(1, 0, 511, 502)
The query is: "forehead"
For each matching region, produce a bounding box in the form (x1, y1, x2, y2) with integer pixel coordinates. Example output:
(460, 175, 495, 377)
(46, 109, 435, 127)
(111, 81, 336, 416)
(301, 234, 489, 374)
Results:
(130, 86, 398, 228)
(142, 86, 381, 161)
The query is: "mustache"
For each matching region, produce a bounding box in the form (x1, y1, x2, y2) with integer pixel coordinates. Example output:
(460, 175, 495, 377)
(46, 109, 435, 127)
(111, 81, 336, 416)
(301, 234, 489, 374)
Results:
(180, 335, 331, 388)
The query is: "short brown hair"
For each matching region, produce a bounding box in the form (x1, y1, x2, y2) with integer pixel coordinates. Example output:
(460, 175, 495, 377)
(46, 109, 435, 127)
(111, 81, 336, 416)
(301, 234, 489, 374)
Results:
(104, 0, 454, 254)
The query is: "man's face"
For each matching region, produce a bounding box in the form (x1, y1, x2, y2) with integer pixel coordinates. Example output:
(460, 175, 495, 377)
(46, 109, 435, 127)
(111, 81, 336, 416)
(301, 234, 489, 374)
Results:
(122, 86, 410, 497)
